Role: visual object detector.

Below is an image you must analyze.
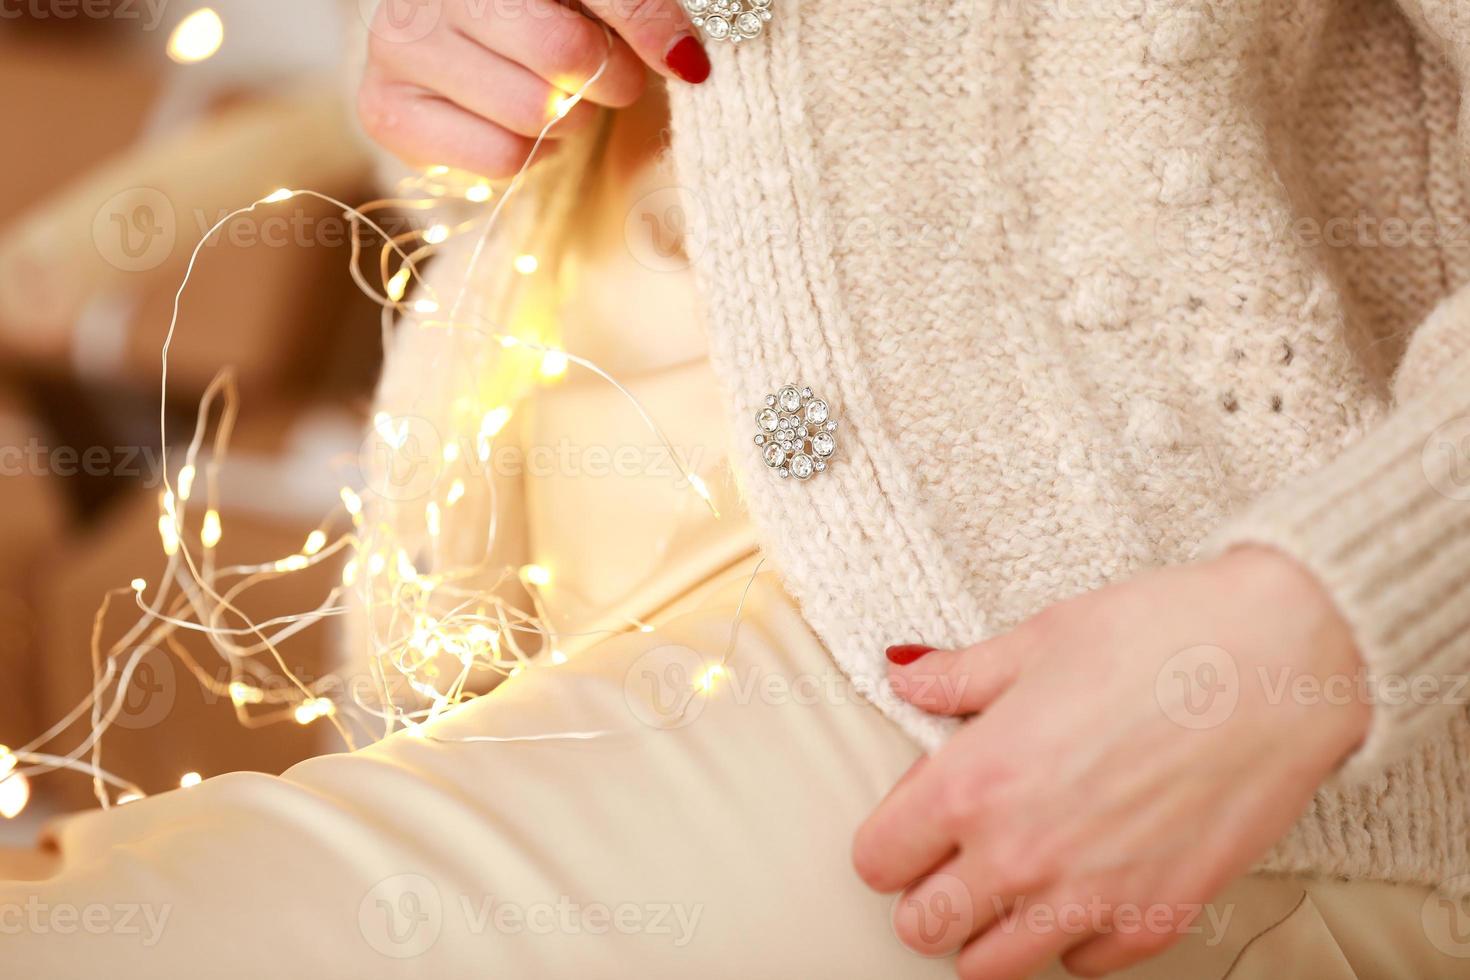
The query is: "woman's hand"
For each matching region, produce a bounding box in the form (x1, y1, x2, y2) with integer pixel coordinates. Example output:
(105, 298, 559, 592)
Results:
(853, 546, 1371, 979)
(357, 0, 709, 178)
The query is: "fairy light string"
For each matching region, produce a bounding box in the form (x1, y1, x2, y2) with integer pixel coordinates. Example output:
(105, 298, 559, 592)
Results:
(0, 28, 744, 816)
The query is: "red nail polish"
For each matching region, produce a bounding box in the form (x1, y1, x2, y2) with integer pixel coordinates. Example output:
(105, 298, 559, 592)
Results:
(886, 644, 937, 666)
(665, 34, 711, 84)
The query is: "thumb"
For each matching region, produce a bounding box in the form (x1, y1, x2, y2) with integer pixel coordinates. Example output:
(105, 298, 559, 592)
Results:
(582, 0, 711, 85)
(885, 630, 1030, 716)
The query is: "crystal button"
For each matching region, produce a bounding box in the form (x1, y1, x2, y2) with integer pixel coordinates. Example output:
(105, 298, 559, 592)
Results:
(683, 0, 772, 43)
(755, 384, 838, 481)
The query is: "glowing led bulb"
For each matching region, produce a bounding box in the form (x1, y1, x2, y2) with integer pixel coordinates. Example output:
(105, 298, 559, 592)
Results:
(116, 792, 144, 806)
(340, 487, 363, 516)
(424, 224, 450, 245)
(179, 772, 203, 789)
(200, 509, 222, 549)
(412, 299, 440, 315)
(426, 165, 450, 177)
(158, 514, 180, 556)
(425, 502, 442, 537)
(467, 624, 499, 649)
(522, 564, 551, 587)
(0, 769, 29, 819)
(696, 664, 726, 693)
(550, 650, 568, 665)
(293, 699, 335, 725)
(229, 682, 264, 706)
(551, 94, 578, 118)
(262, 188, 295, 204)
(513, 254, 539, 275)
(481, 407, 512, 438)
(167, 8, 224, 64)
(386, 268, 412, 302)
(446, 478, 466, 506)
(466, 183, 492, 203)
(177, 464, 196, 501)
(130, 578, 147, 593)
(539, 350, 569, 379)
(303, 530, 327, 556)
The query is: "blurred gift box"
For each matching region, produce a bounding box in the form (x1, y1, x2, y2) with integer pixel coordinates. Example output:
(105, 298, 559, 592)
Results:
(0, 32, 161, 230)
(0, 387, 69, 750)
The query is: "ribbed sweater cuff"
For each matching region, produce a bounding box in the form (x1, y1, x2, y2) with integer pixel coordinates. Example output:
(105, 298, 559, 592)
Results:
(1204, 357, 1470, 781)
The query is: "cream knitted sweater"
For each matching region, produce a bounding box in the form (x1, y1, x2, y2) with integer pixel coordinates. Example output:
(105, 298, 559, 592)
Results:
(667, 0, 1470, 890)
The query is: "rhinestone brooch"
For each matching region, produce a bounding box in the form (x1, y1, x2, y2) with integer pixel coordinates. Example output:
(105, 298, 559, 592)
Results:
(682, 0, 772, 43)
(754, 385, 838, 481)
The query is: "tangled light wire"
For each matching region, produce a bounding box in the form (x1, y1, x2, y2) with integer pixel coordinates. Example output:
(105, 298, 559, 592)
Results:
(0, 25, 759, 819)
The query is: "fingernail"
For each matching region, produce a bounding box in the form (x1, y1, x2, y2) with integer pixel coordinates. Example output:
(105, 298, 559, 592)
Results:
(665, 34, 711, 84)
(886, 644, 937, 666)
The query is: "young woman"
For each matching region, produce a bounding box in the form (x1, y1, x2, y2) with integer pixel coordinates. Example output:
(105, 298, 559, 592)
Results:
(6, 1, 1470, 976)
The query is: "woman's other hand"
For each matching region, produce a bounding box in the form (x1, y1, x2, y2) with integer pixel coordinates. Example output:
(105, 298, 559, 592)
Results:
(855, 546, 1371, 979)
(357, 0, 709, 178)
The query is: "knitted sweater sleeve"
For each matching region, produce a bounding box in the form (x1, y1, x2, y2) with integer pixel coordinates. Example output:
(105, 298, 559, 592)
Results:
(1207, 290, 1470, 783)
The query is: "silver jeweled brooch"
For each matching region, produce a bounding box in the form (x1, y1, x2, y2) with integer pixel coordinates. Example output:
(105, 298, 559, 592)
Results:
(754, 385, 838, 481)
(682, 0, 772, 43)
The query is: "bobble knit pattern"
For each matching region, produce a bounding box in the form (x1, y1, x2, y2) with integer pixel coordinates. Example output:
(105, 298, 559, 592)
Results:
(669, 0, 1470, 890)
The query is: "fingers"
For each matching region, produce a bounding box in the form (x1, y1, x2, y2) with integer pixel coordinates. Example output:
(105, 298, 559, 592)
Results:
(449, 0, 649, 107)
(892, 861, 1094, 980)
(887, 629, 1031, 717)
(381, 29, 601, 138)
(358, 75, 539, 180)
(891, 852, 1004, 956)
(580, 0, 709, 83)
(851, 757, 954, 894)
(956, 895, 1090, 980)
(360, 0, 711, 179)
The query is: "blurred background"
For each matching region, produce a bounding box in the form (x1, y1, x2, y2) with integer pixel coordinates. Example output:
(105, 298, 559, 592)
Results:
(0, 1, 395, 837)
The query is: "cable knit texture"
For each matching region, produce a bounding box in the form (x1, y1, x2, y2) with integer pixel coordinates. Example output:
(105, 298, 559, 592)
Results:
(668, 0, 1470, 890)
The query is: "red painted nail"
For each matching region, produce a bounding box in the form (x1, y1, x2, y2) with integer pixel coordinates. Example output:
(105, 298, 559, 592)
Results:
(665, 34, 711, 84)
(886, 644, 938, 666)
